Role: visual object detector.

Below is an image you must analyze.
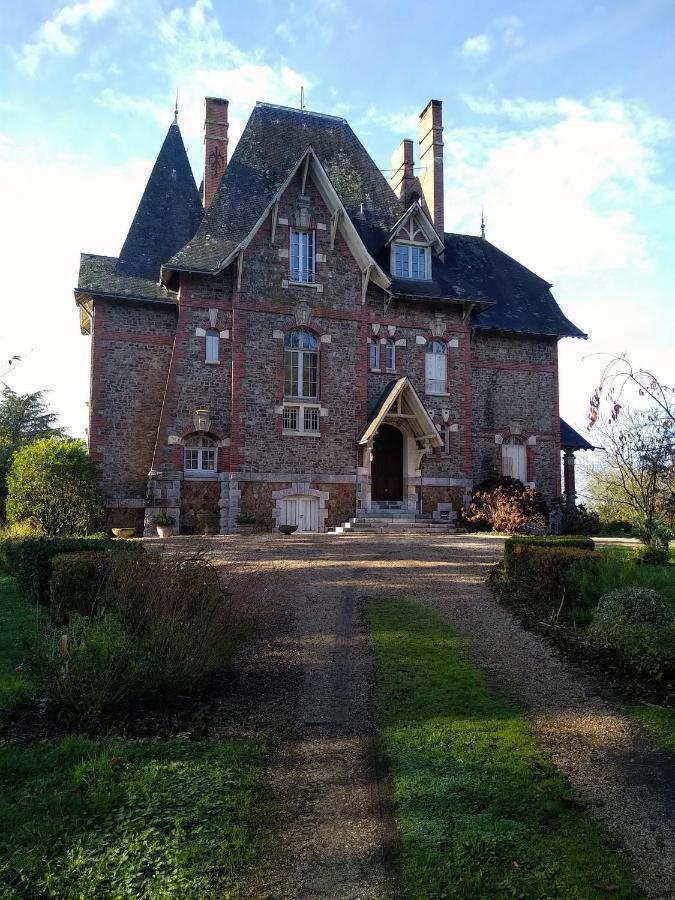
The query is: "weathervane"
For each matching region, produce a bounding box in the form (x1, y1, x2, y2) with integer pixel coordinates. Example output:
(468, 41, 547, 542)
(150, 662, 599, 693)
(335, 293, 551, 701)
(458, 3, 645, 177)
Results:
(480, 205, 486, 240)
(174, 90, 178, 124)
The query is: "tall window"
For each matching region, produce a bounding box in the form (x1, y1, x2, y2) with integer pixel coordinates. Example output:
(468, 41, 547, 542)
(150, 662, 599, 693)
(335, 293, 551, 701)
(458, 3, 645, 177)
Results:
(425, 340, 447, 394)
(385, 339, 396, 372)
(290, 230, 315, 283)
(284, 329, 319, 399)
(502, 436, 528, 483)
(184, 433, 217, 475)
(205, 328, 219, 363)
(393, 242, 429, 280)
(369, 339, 381, 370)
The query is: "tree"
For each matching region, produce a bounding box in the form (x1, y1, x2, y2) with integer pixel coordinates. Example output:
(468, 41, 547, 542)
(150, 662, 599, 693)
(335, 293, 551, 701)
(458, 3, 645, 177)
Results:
(0, 387, 64, 522)
(6, 438, 104, 536)
(587, 407, 674, 547)
(589, 354, 675, 429)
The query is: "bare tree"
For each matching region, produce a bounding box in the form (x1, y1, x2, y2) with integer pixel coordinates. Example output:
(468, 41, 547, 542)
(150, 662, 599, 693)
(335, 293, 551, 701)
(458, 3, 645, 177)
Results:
(589, 353, 675, 428)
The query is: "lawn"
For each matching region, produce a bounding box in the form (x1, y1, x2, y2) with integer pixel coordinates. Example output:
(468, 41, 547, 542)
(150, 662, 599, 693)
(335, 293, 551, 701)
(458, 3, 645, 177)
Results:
(367, 599, 640, 899)
(0, 573, 43, 709)
(0, 571, 265, 898)
(0, 736, 264, 898)
(630, 705, 675, 754)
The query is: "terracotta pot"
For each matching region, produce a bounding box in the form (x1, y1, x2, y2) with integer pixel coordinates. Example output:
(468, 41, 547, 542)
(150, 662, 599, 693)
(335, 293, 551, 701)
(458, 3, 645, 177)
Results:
(112, 527, 136, 539)
(156, 525, 175, 538)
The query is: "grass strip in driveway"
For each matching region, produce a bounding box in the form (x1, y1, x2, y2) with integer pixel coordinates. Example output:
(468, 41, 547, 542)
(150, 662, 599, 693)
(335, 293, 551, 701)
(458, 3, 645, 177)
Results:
(367, 599, 640, 899)
(0, 736, 264, 898)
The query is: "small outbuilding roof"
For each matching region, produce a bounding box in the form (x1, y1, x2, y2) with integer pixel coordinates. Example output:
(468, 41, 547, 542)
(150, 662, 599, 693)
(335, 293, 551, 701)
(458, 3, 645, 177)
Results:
(560, 418, 596, 451)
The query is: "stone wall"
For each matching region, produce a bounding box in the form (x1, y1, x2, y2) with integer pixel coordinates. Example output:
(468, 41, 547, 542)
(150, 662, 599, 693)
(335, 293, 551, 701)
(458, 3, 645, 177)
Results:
(89, 298, 176, 502)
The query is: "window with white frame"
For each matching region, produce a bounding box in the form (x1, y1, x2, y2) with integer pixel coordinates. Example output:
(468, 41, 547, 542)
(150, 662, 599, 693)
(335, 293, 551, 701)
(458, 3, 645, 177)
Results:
(501, 436, 528, 483)
(205, 328, 219, 363)
(369, 339, 381, 370)
(282, 403, 320, 435)
(392, 242, 430, 280)
(284, 329, 319, 399)
(425, 340, 447, 394)
(184, 433, 217, 475)
(290, 230, 315, 283)
(385, 339, 396, 371)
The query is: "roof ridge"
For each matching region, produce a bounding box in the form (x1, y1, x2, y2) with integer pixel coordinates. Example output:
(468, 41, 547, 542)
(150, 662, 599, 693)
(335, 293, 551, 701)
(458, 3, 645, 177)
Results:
(255, 101, 347, 123)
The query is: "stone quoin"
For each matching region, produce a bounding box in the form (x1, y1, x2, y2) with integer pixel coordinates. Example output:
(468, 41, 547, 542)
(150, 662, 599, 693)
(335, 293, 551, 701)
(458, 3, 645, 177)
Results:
(75, 97, 590, 535)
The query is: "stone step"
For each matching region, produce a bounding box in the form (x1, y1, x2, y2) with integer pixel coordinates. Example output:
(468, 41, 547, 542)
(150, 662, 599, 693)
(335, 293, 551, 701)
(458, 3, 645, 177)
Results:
(338, 523, 455, 534)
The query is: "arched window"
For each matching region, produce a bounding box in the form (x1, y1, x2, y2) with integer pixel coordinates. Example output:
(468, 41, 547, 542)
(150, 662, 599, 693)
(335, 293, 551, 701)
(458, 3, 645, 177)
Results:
(284, 329, 319, 399)
(385, 339, 396, 372)
(184, 433, 217, 475)
(425, 340, 446, 394)
(369, 339, 381, 371)
(205, 329, 219, 363)
(502, 436, 528, 483)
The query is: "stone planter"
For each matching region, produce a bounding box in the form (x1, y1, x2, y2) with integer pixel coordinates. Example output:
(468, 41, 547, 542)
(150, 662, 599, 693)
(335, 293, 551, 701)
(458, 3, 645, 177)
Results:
(236, 525, 255, 536)
(112, 527, 136, 539)
(156, 525, 175, 538)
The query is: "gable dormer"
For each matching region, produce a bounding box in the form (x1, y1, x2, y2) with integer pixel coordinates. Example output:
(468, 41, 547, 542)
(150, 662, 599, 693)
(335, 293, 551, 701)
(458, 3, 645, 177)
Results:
(387, 204, 445, 282)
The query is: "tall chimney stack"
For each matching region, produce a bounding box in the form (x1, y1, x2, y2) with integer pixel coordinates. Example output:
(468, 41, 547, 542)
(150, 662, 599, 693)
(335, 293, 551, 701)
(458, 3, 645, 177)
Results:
(204, 97, 229, 208)
(390, 139, 415, 203)
(418, 99, 444, 234)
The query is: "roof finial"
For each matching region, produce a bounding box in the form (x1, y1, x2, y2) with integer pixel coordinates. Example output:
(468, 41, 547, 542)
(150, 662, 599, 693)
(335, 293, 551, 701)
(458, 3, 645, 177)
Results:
(480, 205, 486, 240)
(173, 90, 178, 124)
(300, 85, 305, 111)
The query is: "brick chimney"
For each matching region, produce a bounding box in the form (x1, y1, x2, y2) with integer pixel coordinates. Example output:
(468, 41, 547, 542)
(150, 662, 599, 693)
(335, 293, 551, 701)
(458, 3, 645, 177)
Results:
(204, 97, 229, 208)
(390, 139, 415, 203)
(418, 99, 444, 234)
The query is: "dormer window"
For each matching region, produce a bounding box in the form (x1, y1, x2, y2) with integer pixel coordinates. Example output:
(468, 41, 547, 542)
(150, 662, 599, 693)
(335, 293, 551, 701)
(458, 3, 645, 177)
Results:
(290, 230, 315, 283)
(392, 242, 430, 280)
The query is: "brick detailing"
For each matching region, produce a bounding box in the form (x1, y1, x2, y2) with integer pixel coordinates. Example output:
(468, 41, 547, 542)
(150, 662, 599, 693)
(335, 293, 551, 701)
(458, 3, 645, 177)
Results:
(204, 97, 228, 208)
(390, 139, 415, 203)
(418, 100, 444, 234)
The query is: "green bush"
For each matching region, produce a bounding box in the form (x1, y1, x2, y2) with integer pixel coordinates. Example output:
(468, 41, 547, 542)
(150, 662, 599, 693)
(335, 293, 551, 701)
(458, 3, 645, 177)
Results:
(7, 536, 112, 602)
(49, 551, 111, 624)
(503, 535, 594, 572)
(500, 545, 598, 618)
(550, 499, 601, 535)
(565, 552, 675, 615)
(588, 588, 675, 678)
(636, 544, 671, 566)
(6, 438, 104, 535)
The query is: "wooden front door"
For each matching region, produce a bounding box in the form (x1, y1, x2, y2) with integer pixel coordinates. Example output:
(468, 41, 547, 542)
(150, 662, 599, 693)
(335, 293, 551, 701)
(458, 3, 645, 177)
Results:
(371, 424, 404, 501)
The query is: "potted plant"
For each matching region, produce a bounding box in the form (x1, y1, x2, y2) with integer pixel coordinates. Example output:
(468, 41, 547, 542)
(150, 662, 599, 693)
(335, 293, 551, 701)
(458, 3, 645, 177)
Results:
(236, 511, 256, 535)
(154, 512, 176, 538)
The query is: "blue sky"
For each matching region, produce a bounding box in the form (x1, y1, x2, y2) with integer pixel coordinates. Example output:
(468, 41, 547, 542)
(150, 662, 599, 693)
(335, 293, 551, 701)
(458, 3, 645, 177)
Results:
(1, 0, 674, 445)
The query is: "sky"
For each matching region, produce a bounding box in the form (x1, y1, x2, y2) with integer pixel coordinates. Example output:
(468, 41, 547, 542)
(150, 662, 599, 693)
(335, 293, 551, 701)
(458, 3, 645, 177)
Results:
(1, 0, 674, 447)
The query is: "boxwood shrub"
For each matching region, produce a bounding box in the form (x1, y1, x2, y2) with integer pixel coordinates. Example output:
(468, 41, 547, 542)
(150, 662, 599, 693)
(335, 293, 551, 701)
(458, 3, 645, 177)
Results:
(49, 551, 112, 625)
(5, 537, 117, 602)
(503, 535, 594, 573)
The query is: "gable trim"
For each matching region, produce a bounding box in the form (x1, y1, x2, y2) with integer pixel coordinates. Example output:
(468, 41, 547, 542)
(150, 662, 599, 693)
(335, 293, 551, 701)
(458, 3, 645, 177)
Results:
(358, 377, 442, 447)
(386, 203, 444, 254)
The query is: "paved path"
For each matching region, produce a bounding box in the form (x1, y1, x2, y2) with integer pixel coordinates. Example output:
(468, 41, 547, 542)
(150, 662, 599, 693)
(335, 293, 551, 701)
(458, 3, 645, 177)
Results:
(164, 533, 674, 899)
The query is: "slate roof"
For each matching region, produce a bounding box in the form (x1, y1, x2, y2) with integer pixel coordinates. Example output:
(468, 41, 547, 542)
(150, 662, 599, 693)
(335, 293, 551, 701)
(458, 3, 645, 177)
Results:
(560, 418, 596, 451)
(117, 122, 203, 280)
(77, 254, 177, 304)
(167, 103, 404, 272)
(78, 102, 584, 340)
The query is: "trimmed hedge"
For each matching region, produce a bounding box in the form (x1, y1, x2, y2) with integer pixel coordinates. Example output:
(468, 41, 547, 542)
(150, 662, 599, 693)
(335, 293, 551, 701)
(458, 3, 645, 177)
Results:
(1, 537, 116, 602)
(49, 551, 111, 625)
(500, 545, 599, 618)
(504, 535, 594, 573)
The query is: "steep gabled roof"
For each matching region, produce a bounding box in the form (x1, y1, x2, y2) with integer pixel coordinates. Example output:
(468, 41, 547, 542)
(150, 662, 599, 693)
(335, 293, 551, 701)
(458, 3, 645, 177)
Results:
(117, 121, 203, 280)
(166, 102, 404, 273)
(358, 377, 442, 447)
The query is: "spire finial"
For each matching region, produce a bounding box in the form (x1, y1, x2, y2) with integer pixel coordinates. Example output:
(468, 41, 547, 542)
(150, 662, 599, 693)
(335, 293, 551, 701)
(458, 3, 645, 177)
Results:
(480, 205, 486, 240)
(174, 90, 178, 124)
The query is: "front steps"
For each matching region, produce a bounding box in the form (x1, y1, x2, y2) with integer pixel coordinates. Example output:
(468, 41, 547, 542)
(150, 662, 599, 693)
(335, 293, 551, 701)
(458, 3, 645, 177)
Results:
(329, 505, 455, 535)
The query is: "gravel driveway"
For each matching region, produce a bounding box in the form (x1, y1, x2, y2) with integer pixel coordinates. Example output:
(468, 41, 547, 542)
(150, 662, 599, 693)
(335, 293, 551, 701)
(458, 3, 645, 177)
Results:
(168, 533, 674, 899)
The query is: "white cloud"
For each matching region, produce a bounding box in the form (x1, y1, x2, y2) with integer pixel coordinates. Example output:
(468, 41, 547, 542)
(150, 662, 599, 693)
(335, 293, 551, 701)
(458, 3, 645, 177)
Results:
(15, 0, 117, 75)
(0, 135, 151, 437)
(445, 95, 670, 279)
(358, 106, 419, 135)
(460, 34, 492, 58)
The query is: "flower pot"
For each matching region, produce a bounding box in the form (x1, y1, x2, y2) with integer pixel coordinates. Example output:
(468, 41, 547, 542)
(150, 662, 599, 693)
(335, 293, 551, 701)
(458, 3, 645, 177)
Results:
(278, 524, 298, 535)
(112, 527, 136, 539)
(156, 525, 175, 538)
(236, 525, 255, 536)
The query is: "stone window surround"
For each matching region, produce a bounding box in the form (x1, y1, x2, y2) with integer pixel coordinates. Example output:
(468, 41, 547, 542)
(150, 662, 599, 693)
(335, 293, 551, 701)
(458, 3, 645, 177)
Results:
(271, 483, 329, 532)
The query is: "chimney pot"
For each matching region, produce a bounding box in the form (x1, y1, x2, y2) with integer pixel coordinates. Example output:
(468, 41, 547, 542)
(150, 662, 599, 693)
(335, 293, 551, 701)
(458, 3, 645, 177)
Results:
(204, 97, 229, 208)
(418, 99, 444, 235)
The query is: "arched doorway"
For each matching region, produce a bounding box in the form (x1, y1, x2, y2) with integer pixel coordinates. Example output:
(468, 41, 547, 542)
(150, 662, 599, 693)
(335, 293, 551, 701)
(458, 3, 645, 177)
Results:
(371, 424, 404, 501)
